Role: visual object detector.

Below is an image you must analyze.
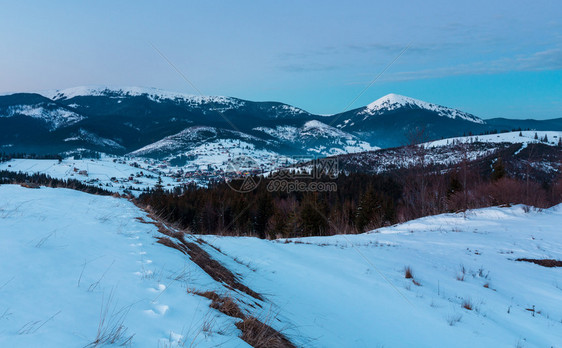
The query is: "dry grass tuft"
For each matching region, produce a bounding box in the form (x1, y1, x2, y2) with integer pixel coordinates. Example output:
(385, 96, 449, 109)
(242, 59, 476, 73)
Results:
(516, 258, 562, 267)
(195, 291, 246, 319)
(146, 215, 262, 300)
(236, 317, 295, 348)
(404, 266, 421, 286)
(462, 299, 473, 310)
(156, 237, 187, 254)
(180, 238, 262, 300)
(456, 265, 466, 281)
(404, 266, 413, 279)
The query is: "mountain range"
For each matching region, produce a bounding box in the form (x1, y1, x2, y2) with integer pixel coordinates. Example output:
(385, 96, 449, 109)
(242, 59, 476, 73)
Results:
(1, 86, 561, 161)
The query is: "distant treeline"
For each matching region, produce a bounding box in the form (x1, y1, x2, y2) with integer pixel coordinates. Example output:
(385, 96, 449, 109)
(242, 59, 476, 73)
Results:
(0, 171, 112, 196)
(136, 156, 562, 238)
(0, 150, 102, 163)
(0, 152, 62, 163)
(465, 127, 530, 137)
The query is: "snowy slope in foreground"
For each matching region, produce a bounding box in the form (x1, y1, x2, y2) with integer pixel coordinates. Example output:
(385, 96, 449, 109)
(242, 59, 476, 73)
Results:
(0, 185, 253, 347)
(203, 206, 562, 348)
(2, 185, 562, 347)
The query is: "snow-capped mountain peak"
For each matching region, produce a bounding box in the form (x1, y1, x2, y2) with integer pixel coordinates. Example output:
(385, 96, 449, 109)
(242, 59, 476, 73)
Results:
(40, 86, 242, 106)
(362, 93, 484, 124)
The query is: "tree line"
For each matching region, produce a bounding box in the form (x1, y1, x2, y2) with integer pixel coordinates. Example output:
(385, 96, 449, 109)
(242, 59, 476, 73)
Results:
(136, 154, 562, 239)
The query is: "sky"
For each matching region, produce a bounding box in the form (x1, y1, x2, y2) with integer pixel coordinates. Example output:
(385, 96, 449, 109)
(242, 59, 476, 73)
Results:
(0, 0, 561, 119)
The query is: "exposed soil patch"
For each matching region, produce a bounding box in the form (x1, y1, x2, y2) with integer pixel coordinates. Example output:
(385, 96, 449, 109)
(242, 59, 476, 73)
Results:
(516, 258, 562, 267)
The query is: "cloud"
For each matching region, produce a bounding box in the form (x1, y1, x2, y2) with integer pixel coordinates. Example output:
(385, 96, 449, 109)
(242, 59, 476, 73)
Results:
(278, 42, 450, 61)
(276, 63, 340, 73)
(381, 47, 562, 81)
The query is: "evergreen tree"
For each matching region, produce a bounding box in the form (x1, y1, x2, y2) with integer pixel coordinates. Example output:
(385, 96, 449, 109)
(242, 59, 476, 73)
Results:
(300, 195, 328, 236)
(447, 175, 463, 197)
(154, 175, 164, 192)
(491, 158, 506, 181)
(254, 194, 274, 239)
(356, 189, 378, 232)
(283, 206, 301, 238)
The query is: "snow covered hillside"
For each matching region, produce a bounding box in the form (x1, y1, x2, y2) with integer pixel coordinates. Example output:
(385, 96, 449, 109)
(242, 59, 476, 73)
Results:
(0, 156, 185, 195)
(1, 185, 561, 347)
(205, 205, 562, 347)
(0, 185, 260, 347)
(331, 131, 562, 177)
(1, 104, 84, 130)
(254, 120, 379, 156)
(425, 131, 562, 148)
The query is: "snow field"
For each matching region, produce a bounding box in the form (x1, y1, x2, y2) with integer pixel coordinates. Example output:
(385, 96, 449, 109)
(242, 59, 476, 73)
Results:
(1, 184, 562, 347)
(0, 185, 253, 347)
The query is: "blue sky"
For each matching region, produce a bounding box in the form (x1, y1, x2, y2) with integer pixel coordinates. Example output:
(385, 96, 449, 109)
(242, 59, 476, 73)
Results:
(0, 0, 561, 119)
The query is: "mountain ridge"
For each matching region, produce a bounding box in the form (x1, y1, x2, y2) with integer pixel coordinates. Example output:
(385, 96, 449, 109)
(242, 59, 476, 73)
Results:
(1, 86, 561, 159)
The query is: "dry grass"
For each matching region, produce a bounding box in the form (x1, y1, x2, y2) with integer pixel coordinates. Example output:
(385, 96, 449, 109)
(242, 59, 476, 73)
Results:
(136, 216, 184, 240)
(516, 258, 562, 267)
(19, 182, 40, 189)
(194, 291, 295, 347)
(236, 317, 295, 348)
(462, 299, 473, 310)
(85, 292, 134, 347)
(404, 266, 421, 286)
(446, 314, 462, 326)
(156, 237, 187, 254)
(404, 266, 413, 279)
(141, 211, 296, 347)
(456, 265, 466, 281)
(180, 238, 262, 300)
(195, 291, 246, 319)
(145, 216, 262, 300)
